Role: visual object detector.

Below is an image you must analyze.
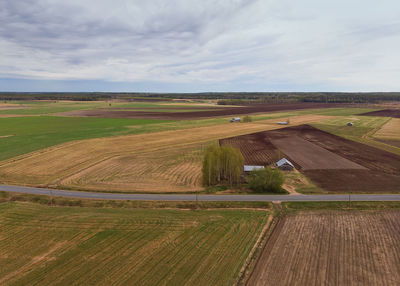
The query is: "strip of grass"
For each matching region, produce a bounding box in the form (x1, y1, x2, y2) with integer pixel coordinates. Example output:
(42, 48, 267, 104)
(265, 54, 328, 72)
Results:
(282, 201, 400, 213)
(0, 201, 269, 285)
(0, 191, 272, 210)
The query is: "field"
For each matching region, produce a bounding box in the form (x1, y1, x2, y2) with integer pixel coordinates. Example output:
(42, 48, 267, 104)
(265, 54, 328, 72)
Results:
(0, 115, 329, 193)
(59, 102, 350, 120)
(271, 136, 366, 170)
(247, 210, 400, 285)
(222, 125, 400, 193)
(373, 118, 400, 147)
(0, 116, 166, 161)
(359, 109, 400, 118)
(0, 201, 269, 285)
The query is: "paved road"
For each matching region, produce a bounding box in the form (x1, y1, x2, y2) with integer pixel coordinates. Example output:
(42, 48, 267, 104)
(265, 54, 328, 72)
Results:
(1, 184, 400, 202)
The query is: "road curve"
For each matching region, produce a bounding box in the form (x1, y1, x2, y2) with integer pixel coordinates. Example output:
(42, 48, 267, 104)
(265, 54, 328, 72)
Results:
(1, 184, 400, 202)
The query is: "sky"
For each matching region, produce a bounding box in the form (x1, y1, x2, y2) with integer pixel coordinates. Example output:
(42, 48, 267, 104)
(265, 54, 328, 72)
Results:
(1, 0, 399, 92)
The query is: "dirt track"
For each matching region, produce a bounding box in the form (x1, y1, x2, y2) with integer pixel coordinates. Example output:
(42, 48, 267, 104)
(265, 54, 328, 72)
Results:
(247, 211, 400, 286)
(359, 109, 400, 118)
(221, 125, 400, 193)
(60, 103, 350, 120)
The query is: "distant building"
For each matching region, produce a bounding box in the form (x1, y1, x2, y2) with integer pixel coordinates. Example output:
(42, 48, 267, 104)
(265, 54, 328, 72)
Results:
(230, 117, 241, 122)
(244, 165, 265, 172)
(347, 122, 354, 126)
(276, 158, 294, 171)
(277, 121, 289, 125)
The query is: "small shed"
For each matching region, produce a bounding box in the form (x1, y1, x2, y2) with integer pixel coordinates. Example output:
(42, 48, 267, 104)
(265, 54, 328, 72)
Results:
(276, 158, 294, 171)
(244, 165, 264, 172)
(230, 117, 241, 122)
(347, 122, 354, 126)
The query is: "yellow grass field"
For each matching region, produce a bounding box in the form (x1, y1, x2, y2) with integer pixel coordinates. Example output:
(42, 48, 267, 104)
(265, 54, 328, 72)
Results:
(374, 118, 400, 140)
(0, 115, 331, 193)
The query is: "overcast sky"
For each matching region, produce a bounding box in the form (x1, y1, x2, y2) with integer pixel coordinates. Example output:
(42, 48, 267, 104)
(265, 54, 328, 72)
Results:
(1, 0, 399, 92)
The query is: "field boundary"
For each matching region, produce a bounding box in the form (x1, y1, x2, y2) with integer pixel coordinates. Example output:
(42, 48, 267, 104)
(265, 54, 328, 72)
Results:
(240, 204, 285, 286)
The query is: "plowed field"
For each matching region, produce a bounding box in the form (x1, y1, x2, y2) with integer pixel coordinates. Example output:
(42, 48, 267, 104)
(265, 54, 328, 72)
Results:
(359, 109, 400, 118)
(222, 125, 400, 192)
(271, 136, 366, 170)
(247, 211, 400, 286)
(61, 103, 349, 120)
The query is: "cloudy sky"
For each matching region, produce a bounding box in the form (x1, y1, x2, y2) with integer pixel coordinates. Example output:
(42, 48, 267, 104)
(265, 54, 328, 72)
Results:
(1, 0, 399, 92)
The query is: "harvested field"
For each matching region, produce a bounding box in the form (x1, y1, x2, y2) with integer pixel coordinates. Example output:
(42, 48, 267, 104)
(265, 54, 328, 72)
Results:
(374, 118, 400, 140)
(247, 211, 400, 286)
(0, 115, 328, 192)
(222, 125, 400, 193)
(0, 202, 269, 285)
(60, 103, 349, 120)
(270, 136, 366, 170)
(359, 109, 400, 118)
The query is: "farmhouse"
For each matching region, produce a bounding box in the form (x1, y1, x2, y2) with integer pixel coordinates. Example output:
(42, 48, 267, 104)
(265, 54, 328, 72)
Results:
(244, 165, 265, 172)
(276, 158, 294, 171)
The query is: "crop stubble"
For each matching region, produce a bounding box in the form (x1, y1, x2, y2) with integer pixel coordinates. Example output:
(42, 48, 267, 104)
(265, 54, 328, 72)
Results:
(0, 202, 268, 285)
(0, 115, 329, 192)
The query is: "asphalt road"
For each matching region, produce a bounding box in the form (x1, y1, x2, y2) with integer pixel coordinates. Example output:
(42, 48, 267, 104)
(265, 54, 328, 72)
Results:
(1, 184, 400, 202)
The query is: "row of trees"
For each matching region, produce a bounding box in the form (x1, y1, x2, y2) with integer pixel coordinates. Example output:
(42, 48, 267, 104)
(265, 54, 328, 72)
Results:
(202, 145, 244, 187)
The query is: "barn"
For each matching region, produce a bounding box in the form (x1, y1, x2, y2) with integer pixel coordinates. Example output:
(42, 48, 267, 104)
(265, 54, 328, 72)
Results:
(276, 158, 294, 171)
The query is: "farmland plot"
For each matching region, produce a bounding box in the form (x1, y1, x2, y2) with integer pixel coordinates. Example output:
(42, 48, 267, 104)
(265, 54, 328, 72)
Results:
(222, 125, 400, 193)
(0, 115, 328, 192)
(248, 211, 400, 286)
(0, 202, 269, 286)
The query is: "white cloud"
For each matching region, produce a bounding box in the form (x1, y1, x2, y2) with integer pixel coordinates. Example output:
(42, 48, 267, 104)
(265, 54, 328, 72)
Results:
(0, 0, 399, 91)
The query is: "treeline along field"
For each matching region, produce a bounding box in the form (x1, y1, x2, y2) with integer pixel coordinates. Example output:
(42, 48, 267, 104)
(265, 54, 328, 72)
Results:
(2, 92, 400, 103)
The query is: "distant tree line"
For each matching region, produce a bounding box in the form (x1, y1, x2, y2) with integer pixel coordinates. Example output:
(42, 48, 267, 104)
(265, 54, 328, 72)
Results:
(1, 92, 400, 103)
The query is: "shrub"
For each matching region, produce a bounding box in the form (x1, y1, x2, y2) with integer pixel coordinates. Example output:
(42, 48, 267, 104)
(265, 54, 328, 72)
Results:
(247, 167, 285, 193)
(242, 115, 253, 122)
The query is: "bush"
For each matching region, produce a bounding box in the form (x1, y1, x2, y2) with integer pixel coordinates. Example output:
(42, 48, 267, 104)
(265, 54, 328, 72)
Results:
(242, 115, 253, 122)
(247, 167, 285, 193)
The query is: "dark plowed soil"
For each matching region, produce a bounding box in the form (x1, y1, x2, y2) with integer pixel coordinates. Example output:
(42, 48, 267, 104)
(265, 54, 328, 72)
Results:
(61, 103, 350, 120)
(359, 109, 400, 118)
(221, 125, 400, 193)
(247, 211, 400, 286)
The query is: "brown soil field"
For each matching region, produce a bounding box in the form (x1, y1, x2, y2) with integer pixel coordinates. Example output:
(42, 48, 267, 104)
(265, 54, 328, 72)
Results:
(359, 109, 400, 118)
(271, 136, 366, 170)
(0, 115, 329, 192)
(222, 125, 400, 192)
(60, 103, 349, 120)
(247, 211, 400, 286)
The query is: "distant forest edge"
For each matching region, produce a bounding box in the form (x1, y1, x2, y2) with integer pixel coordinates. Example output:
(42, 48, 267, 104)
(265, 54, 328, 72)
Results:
(1, 92, 400, 103)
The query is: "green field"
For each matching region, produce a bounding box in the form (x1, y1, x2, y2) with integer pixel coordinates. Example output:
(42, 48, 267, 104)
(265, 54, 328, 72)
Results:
(0, 201, 269, 285)
(0, 116, 168, 161)
(312, 115, 400, 155)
